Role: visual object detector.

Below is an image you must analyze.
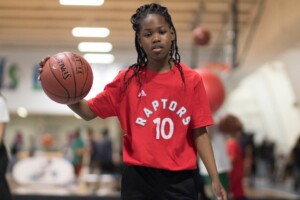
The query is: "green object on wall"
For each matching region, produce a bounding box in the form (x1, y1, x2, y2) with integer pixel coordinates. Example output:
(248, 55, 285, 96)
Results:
(8, 63, 19, 89)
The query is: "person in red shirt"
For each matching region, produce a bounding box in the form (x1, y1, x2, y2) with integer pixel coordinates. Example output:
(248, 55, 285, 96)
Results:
(40, 3, 226, 200)
(219, 114, 248, 200)
(227, 135, 245, 200)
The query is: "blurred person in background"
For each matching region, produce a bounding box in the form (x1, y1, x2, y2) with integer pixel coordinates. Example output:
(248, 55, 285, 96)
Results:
(239, 132, 256, 187)
(98, 128, 114, 174)
(291, 135, 300, 192)
(219, 114, 248, 200)
(28, 134, 37, 157)
(71, 129, 85, 178)
(8, 130, 23, 173)
(199, 124, 231, 200)
(86, 127, 100, 174)
(0, 93, 12, 200)
(62, 132, 75, 162)
(256, 138, 276, 183)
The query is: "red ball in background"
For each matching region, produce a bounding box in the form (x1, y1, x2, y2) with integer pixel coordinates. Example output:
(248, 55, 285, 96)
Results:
(192, 27, 210, 46)
(195, 68, 225, 113)
(42, 133, 54, 148)
(40, 52, 93, 104)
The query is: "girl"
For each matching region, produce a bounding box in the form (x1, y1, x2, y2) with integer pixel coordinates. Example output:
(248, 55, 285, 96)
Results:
(40, 3, 226, 200)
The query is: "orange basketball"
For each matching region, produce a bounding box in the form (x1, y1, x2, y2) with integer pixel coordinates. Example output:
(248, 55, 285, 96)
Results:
(192, 27, 210, 46)
(42, 133, 54, 148)
(40, 52, 93, 104)
(195, 68, 225, 113)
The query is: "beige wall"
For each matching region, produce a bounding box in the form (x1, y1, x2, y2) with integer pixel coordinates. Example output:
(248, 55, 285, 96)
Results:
(233, 0, 300, 90)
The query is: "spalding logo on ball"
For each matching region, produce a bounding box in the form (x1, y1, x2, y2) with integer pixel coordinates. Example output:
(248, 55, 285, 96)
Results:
(40, 52, 93, 104)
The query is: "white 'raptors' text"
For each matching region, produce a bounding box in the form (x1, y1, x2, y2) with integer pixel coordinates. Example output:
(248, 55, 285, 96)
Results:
(135, 98, 191, 126)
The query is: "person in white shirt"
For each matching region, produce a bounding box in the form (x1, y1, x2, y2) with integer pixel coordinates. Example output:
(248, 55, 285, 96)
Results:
(0, 93, 12, 200)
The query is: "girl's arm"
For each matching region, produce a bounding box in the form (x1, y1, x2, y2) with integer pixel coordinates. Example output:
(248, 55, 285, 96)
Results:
(68, 99, 97, 121)
(193, 127, 227, 200)
(0, 122, 5, 144)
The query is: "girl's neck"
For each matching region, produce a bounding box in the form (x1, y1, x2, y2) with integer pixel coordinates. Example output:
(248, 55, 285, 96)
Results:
(146, 60, 174, 73)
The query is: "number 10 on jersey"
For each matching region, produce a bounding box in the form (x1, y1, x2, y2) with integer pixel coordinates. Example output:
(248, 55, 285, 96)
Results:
(153, 118, 174, 140)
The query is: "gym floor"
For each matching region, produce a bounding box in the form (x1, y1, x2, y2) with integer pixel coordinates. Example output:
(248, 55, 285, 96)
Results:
(8, 173, 300, 200)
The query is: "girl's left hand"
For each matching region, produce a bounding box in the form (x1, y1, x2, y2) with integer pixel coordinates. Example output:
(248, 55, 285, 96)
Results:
(38, 56, 50, 80)
(212, 181, 227, 200)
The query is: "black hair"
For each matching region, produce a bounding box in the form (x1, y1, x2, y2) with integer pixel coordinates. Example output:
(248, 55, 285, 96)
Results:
(123, 3, 185, 90)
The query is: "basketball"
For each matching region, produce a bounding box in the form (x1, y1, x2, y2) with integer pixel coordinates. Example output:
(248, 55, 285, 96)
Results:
(192, 27, 210, 46)
(41, 133, 54, 148)
(195, 68, 225, 113)
(40, 52, 93, 104)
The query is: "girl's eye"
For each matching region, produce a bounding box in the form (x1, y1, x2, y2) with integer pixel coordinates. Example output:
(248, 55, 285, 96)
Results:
(160, 30, 166, 34)
(144, 33, 151, 37)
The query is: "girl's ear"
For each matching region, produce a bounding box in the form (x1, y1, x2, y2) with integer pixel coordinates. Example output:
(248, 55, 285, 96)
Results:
(170, 27, 175, 41)
(138, 35, 142, 47)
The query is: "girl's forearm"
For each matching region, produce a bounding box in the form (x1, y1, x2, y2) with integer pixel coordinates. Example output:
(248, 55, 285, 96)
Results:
(193, 127, 220, 182)
(68, 100, 96, 121)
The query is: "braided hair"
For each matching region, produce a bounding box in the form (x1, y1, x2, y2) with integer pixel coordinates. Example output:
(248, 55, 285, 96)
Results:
(123, 3, 185, 89)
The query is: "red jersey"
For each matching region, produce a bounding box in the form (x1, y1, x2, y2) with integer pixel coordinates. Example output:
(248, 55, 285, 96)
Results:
(88, 63, 213, 170)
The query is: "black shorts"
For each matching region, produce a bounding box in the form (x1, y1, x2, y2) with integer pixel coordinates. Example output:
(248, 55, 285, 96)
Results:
(121, 164, 198, 200)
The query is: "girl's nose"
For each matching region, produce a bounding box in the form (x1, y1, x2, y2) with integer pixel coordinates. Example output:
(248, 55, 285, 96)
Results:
(152, 33, 160, 43)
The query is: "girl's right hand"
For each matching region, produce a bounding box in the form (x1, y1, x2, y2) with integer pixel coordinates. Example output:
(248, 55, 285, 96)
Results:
(38, 56, 50, 80)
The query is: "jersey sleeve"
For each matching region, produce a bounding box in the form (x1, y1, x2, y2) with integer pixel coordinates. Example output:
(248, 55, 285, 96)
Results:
(87, 71, 123, 119)
(190, 74, 214, 129)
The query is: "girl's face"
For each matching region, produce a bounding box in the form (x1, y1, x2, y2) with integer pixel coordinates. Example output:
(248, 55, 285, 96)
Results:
(138, 14, 175, 63)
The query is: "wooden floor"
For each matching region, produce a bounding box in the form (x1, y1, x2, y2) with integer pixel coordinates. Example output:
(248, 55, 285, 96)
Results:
(8, 174, 300, 200)
(245, 186, 300, 199)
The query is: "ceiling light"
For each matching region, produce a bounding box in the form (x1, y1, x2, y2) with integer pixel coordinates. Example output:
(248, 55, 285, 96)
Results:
(60, 0, 104, 6)
(83, 53, 114, 64)
(78, 42, 112, 52)
(72, 27, 109, 38)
